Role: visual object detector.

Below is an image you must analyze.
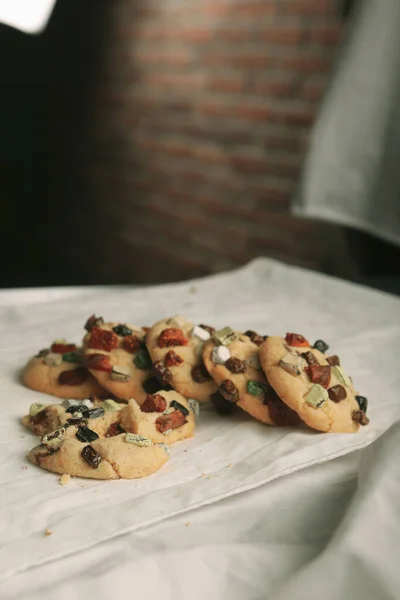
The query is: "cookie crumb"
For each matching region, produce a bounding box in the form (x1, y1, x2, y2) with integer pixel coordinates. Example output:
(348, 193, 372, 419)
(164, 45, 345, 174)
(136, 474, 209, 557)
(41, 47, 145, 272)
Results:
(189, 285, 197, 294)
(44, 529, 52, 537)
(21, 465, 28, 471)
(185, 522, 191, 527)
(60, 474, 71, 486)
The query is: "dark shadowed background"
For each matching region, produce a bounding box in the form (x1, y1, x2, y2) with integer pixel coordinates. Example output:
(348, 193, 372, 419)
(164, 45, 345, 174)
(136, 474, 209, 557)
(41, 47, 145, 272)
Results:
(1, 0, 400, 291)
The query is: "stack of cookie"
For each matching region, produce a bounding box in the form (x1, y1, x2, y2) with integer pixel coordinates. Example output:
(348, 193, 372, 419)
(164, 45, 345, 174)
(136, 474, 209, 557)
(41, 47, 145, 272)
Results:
(21, 315, 370, 481)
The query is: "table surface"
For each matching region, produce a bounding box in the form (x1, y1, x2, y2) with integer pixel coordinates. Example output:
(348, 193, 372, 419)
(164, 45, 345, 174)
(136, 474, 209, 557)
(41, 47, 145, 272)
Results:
(1, 258, 399, 600)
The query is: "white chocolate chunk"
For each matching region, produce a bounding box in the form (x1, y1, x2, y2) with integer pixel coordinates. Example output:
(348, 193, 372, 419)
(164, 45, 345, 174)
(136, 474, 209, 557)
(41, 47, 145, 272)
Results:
(102, 399, 124, 412)
(188, 398, 200, 418)
(163, 407, 175, 415)
(191, 325, 211, 341)
(304, 384, 328, 407)
(156, 442, 171, 456)
(212, 346, 231, 365)
(43, 352, 63, 367)
(213, 326, 237, 346)
(42, 427, 66, 450)
(29, 403, 47, 417)
(248, 353, 262, 371)
(125, 433, 152, 447)
(331, 366, 351, 387)
(280, 353, 305, 376)
(110, 365, 132, 382)
(162, 429, 172, 436)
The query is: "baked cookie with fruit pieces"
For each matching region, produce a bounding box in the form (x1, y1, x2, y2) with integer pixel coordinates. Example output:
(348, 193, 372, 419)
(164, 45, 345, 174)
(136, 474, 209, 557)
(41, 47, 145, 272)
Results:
(22, 341, 107, 400)
(82, 316, 153, 404)
(22, 398, 127, 438)
(259, 333, 369, 433)
(120, 391, 196, 445)
(28, 407, 169, 480)
(146, 316, 217, 403)
(202, 328, 300, 426)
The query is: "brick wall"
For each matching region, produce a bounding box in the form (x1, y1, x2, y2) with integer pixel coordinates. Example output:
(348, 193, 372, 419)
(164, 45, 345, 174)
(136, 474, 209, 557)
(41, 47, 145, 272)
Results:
(69, 0, 346, 284)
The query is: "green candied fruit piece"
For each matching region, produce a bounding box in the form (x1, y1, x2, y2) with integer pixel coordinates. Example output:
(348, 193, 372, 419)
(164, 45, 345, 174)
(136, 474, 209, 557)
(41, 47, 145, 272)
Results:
(29, 402, 48, 417)
(247, 380, 268, 396)
(213, 326, 237, 346)
(62, 351, 82, 364)
(125, 433, 152, 447)
(304, 384, 328, 407)
(331, 366, 352, 387)
(134, 349, 152, 370)
(102, 399, 124, 412)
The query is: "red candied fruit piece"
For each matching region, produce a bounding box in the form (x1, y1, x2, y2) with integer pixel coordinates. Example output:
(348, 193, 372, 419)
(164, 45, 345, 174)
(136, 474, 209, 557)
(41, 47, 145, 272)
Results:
(88, 327, 118, 352)
(141, 393, 167, 413)
(155, 410, 187, 433)
(285, 333, 310, 347)
(157, 328, 189, 348)
(85, 353, 112, 372)
(123, 335, 143, 353)
(308, 364, 331, 388)
(51, 343, 77, 354)
(165, 350, 184, 367)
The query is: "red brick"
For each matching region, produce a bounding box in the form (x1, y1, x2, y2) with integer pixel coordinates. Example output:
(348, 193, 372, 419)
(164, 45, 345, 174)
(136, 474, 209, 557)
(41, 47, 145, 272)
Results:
(231, 155, 267, 174)
(236, 105, 270, 121)
(233, 2, 276, 16)
(253, 80, 294, 97)
(252, 187, 293, 205)
(301, 80, 328, 102)
(269, 107, 316, 126)
(209, 77, 244, 93)
(261, 26, 303, 45)
(307, 24, 342, 45)
(136, 51, 190, 66)
(280, 54, 332, 73)
(281, 0, 335, 16)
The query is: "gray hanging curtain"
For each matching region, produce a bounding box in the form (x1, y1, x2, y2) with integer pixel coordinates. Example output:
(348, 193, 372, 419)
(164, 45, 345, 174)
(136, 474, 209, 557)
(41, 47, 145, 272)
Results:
(293, 0, 400, 248)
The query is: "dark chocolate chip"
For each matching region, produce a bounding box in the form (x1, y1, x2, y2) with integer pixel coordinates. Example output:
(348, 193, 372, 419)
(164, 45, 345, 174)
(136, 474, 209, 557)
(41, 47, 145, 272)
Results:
(154, 360, 173, 386)
(352, 410, 370, 426)
(170, 400, 189, 417)
(313, 340, 329, 353)
(191, 363, 211, 383)
(301, 351, 319, 367)
(106, 423, 126, 437)
(355, 395, 368, 413)
(142, 376, 163, 394)
(58, 367, 87, 386)
(225, 356, 247, 373)
(66, 405, 87, 414)
(210, 392, 237, 415)
(83, 407, 105, 420)
(326, 355, 340, 366)
(112, 324, 133, 337)
(244, 330, 265, 346)
(134, 348, 152, 370)
(30, 408, 48, 425)
(328, 384, 347, 403)
(81, 444, 102, 468)
(219, 379, 239, 403)
(76, 426, 99, 443)
(84, 315, 104, 332)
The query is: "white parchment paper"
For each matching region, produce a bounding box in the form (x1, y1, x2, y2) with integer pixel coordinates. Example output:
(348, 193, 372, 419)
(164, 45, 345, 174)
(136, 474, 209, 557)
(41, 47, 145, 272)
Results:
(0, 258, 399, 584)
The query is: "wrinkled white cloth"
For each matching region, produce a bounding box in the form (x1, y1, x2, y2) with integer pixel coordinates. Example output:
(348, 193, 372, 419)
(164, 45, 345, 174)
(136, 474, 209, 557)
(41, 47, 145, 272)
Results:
(0, 0, 56, 34)
(294, 0, 400, 247)
(0, 258, 399, 599)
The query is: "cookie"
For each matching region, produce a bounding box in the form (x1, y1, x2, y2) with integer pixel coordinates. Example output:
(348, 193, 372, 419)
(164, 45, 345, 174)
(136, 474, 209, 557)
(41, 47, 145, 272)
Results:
(27, 403, 170, 479)
(29, 430, 169, 480)
(82, 317, 153, 403)
(146, 316, 218, 403)
(202, 329, 300, 426)
(22, 342, 107, 400)
(259, 334, 370, 433)
(120, 391, 196, 445)
(22, 398, 126, 438)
